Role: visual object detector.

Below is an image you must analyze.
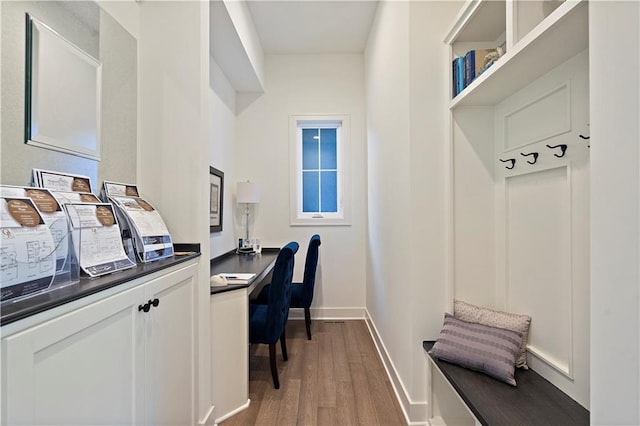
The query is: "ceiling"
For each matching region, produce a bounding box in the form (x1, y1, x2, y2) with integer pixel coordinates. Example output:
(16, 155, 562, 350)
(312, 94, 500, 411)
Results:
(246, 1, 379, 54)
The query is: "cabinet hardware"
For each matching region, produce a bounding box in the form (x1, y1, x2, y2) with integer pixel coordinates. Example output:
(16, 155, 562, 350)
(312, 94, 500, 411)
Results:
(151, 298, 160, 308)
(138, 302, 151, 313)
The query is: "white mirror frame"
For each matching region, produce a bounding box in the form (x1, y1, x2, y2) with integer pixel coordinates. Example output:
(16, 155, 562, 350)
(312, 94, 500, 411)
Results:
(25, 13, 102, 161)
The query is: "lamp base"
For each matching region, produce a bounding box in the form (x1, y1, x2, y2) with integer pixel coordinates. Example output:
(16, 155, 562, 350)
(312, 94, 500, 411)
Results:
(237, 247, 255, 255)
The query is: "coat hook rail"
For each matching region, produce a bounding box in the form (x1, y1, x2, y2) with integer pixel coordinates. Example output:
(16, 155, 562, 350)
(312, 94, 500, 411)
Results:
(520, 152, 539, 165)
(499, 158, 516, 169)
(579, 134, 591, 148)
(546, 144, 567, 158)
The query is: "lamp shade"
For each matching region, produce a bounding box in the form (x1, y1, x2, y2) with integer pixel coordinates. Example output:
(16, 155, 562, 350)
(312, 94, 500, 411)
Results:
(237, 181, 260, 204)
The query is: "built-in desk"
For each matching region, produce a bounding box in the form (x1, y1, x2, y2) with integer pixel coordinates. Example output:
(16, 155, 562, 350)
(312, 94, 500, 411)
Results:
(209, 248, 279, 424)
(210, 248, 279, 296)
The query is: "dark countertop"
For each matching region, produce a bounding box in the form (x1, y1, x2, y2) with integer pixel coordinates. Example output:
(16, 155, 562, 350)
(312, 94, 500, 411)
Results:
(1, 252, 201, 327)
(210, 248, 279, 295)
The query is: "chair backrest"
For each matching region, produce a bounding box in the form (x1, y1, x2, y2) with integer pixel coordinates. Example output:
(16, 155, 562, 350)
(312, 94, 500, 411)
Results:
(265, 241, 299, 339)
(299, 234, 321, 307)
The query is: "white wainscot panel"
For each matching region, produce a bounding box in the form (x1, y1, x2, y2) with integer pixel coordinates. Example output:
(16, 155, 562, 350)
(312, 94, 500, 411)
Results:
(506, 166, 573, 377)
(504, 83, 570, 150)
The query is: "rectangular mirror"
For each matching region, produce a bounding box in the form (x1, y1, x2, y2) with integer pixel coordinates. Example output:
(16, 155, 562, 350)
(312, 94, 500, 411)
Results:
(25, 13, 102, 161)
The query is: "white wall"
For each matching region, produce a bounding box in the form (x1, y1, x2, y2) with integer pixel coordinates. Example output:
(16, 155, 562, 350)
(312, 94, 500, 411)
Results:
(590, 1, 640, 423)
(138, 1, 213, 422)
(407, 0, 460, 407)
(235, 53, 367, 316)
(209, 57, 239, 258)
(365, 2, 413, 419)
(364, 1, 460, 422)
(222, 0, 264, 89)
(97, 0, 139, 39)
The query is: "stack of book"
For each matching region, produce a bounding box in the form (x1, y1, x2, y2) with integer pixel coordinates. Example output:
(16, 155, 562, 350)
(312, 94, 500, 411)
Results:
(452, 48, 498, 98)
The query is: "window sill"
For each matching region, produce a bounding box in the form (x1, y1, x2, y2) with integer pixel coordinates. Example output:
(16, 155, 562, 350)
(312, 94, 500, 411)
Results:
(290, 218, 351, 227)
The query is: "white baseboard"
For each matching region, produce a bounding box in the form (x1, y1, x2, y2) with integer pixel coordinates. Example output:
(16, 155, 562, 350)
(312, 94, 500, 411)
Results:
(287, 306, 366, 320)
(198, 404, 215, 425)
(214, 399, 250, 425)
(364, 310, 429, 426)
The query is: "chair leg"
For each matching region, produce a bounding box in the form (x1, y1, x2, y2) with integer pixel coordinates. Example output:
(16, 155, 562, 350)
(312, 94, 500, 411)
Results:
(268, 343, 280, 389)
(304, 307, 312, 340)
(280, 328, 288, 361)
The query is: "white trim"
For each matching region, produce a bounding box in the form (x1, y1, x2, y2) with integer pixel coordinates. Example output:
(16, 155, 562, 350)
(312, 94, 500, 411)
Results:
(443, 0, 482, 45)
(289, 114, 351, 226)
(213, 399, 250, 425)
(527, 345, 572, 378)
(364, 309, 429, 425)
(504, 164, 574, 379)
(502, 82, 572, 153)
(425, 351, 481, 426)
(198, 404, 215, 426)
(287, 307, 365, 320)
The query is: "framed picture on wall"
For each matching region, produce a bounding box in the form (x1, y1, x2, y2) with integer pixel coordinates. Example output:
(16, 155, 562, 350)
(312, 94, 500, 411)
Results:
(209, 167, 224, 232)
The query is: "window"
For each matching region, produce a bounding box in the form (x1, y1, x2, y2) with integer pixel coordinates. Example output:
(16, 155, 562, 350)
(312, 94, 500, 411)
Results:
(290, 115, 350, 226)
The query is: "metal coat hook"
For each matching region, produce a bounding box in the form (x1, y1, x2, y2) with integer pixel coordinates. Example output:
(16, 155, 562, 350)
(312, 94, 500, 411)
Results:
(499, 158, 516, 169)
(579, 134, 591, 148)
(546, 144, 567, 158)
(520, 152, 539, 165)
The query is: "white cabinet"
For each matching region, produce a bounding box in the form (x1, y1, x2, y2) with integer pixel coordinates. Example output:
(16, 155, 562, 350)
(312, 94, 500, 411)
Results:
(1, 261, 198, 426)
(210, 288, 249, 423)
(144, 264, 197, 425)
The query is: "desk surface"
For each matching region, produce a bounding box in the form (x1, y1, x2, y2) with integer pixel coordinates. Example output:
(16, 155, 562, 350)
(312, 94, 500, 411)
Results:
(210, 248, 279, 295)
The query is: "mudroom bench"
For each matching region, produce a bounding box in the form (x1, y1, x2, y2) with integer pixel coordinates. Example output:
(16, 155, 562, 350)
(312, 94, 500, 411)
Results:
(423, 341, 589, 425)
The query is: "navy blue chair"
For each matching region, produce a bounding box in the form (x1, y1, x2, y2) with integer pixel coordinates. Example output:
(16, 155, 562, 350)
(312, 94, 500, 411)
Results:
(256, 234, 321, 340)
(249, 241, 299, 389)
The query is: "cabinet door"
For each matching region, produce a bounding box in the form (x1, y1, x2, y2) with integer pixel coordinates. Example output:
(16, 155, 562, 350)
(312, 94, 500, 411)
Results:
(2, 285, 146, 425)
(143, 263, 197, 425)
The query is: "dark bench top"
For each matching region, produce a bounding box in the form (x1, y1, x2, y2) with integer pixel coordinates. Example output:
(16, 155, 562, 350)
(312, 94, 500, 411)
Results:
(423, 341, 589, 426)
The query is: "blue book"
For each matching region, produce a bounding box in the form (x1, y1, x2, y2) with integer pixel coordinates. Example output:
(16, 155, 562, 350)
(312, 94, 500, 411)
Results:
(453, 56, 464, 97)
(464, 49, 496, 87)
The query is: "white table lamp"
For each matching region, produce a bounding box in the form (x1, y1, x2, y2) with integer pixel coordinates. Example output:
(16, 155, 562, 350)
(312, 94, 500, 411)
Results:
(237, 181, 260, 243)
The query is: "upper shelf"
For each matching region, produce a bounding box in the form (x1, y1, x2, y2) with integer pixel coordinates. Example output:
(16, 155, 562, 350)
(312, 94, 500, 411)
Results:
(445, 0, 506, 44)
(449, 0, 588, 109)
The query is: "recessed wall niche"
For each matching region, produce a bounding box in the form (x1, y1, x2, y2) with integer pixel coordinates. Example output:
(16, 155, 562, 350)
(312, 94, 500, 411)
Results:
(1, 1, 136, 189)
(25, 12, 102, 161)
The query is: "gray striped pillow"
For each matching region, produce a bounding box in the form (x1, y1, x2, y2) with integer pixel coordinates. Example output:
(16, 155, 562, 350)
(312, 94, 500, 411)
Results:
(453, 299, 531, 369)
(429, 313, 523, 386)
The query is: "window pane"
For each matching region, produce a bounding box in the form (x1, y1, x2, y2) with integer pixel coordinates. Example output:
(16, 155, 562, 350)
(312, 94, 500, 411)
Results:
(302, 129, 319, 169)
(320, 171, 337, 212)
(320, 128, 337, 169)
(302, 171, 319, 212)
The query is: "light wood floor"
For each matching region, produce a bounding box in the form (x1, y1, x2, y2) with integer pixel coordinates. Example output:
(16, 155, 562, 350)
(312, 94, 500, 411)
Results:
(221, 319, 406, 426)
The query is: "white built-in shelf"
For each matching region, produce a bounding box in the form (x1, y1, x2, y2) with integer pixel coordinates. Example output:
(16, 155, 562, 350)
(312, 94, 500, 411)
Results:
(448, 0, 588, 109)
(445, 0, 506, 44)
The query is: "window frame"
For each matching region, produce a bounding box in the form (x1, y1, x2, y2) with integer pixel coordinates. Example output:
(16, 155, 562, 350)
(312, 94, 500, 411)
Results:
(289, 114, 351, 226)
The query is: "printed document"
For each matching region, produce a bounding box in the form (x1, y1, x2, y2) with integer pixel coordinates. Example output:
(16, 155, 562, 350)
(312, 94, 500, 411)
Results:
(64, 203, 135, 277)
(0, 186, 69, 273)
(0, 197, 55, 301)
